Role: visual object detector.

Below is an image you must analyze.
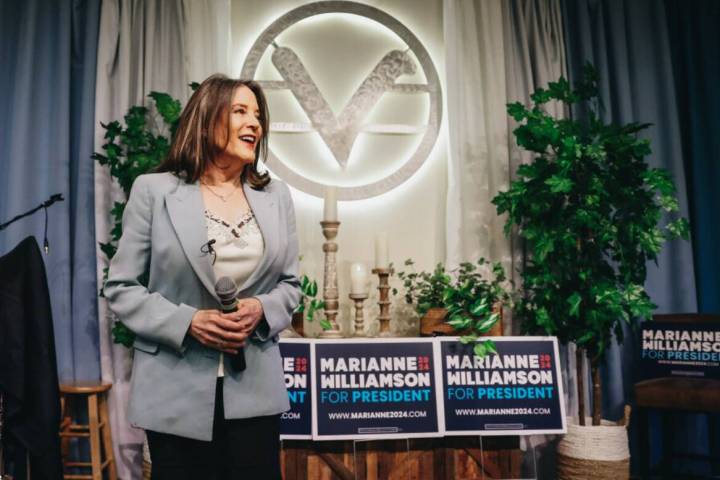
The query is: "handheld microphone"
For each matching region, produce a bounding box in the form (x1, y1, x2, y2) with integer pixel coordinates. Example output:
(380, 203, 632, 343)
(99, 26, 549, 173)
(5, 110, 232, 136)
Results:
(214, 276, 246, 372)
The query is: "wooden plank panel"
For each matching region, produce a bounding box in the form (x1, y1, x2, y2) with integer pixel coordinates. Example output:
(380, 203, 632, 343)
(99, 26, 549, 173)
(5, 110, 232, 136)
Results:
(281, 436, 522, 479)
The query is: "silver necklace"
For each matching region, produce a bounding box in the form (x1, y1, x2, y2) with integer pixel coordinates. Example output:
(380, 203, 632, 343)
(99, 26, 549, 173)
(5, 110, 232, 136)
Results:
(201, 179, 240, 203)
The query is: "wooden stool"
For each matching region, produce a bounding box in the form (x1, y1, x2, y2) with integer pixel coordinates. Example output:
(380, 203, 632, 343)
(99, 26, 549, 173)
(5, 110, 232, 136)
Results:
(59, 382, 117, 480)
(634, 314, 720, 478)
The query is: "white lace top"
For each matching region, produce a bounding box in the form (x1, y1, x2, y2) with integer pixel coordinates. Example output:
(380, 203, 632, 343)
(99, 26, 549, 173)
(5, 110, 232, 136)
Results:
(204, 208, 264, 377)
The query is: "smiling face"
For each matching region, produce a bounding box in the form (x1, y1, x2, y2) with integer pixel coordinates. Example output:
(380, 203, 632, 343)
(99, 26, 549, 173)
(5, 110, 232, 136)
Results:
(216, 85, 263, 166)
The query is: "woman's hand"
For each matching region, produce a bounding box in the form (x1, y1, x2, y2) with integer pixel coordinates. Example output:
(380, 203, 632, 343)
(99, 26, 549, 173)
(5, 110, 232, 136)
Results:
(222, 298, 265, 335)
(189, 309, 248, 354)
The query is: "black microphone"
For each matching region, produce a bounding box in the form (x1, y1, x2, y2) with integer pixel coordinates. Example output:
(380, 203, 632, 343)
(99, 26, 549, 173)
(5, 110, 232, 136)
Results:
(215, 276, 246, 372)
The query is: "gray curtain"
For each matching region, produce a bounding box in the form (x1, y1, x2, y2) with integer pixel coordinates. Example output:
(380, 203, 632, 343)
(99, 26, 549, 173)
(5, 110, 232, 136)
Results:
(444, 0, 512, 280)
(665, 0, 720, 314)
(93, 2, 190, 476)
(503, 0, 568, 302)
(0, 0, 101, 382)
(502, 3, 571, 478)
(561, 0, 703, 474)
(93, 2, 232, 477)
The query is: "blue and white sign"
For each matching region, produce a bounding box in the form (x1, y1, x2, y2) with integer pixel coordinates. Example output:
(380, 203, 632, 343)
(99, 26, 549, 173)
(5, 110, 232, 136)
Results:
(311, 338, 443, 440)
(640, 322, 720, 380)
(436, 337, 566, 436)
(279, 338, 313, 439)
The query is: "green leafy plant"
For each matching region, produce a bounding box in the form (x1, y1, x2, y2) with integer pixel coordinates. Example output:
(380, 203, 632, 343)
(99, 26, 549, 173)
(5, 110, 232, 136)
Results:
(295, 274, 329, 330)
(492, 64, 689, 425)
(395, 259, 450, 315)
(93, 92, 184, 347)
(445, 259, 511, 357)
(396, 258, 510, 357)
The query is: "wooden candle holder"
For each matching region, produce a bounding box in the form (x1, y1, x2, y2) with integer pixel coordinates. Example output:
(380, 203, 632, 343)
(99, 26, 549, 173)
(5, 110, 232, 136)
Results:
(319, 221, 342, 338)
(371, 267, 394, 337)
(349, 293, 369, 337)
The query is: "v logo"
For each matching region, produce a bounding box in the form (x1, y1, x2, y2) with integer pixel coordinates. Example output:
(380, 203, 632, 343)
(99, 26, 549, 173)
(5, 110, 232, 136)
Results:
(239, 3, 442, 200)
(271, 46, 417, 168)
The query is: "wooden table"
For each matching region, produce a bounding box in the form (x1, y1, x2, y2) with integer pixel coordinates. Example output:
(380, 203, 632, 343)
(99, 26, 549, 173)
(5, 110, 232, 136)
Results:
(281, 436, 522, 479)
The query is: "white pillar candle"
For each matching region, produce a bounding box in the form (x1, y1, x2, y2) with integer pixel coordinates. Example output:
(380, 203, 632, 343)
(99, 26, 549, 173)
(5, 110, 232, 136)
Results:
(350, 262, 369, 295)
(323, 186, 337, 222)
(374, 232, 388, 269)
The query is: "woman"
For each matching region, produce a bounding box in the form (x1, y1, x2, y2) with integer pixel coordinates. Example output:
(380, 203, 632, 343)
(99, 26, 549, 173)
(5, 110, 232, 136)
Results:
(104, 74, 300, 479)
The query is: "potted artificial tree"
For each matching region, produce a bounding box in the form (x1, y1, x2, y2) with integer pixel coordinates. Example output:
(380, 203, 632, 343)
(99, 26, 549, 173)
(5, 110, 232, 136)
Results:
(492, 65, 689, 478)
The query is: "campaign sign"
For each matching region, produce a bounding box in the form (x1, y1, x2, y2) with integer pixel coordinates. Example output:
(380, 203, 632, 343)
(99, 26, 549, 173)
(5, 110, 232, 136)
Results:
(436, 337, 566, 436)
(640, 322, 720, 380)
(312, 338, 442, 440)
(279, 338, 313, 439)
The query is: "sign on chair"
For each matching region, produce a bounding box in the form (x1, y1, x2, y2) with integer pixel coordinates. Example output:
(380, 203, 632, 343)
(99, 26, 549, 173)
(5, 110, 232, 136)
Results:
(640, 321, 720, 380)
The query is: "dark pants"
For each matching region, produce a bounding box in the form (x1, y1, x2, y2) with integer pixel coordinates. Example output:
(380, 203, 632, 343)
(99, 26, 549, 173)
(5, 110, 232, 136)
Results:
(146, 379, 282, 479)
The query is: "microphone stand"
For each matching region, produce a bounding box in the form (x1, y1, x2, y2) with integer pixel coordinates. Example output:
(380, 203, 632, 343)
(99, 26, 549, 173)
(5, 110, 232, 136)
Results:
(0, 194, 64, 254)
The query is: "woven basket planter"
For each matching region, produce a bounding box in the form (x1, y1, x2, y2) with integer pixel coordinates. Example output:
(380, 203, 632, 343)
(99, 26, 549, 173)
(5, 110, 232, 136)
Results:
(557, 411, 630, 480)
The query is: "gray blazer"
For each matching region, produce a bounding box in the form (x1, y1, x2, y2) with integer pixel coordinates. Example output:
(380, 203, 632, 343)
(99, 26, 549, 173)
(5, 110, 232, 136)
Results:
(104, 172, 301, 441)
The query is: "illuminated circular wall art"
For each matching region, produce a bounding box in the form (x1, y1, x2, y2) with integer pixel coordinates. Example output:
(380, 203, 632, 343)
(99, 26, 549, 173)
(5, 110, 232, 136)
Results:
(241, 1, 442, 200)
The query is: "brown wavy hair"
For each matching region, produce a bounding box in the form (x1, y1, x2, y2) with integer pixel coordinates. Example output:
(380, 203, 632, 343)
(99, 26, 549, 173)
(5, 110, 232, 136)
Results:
(156, 74, 270, 189)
